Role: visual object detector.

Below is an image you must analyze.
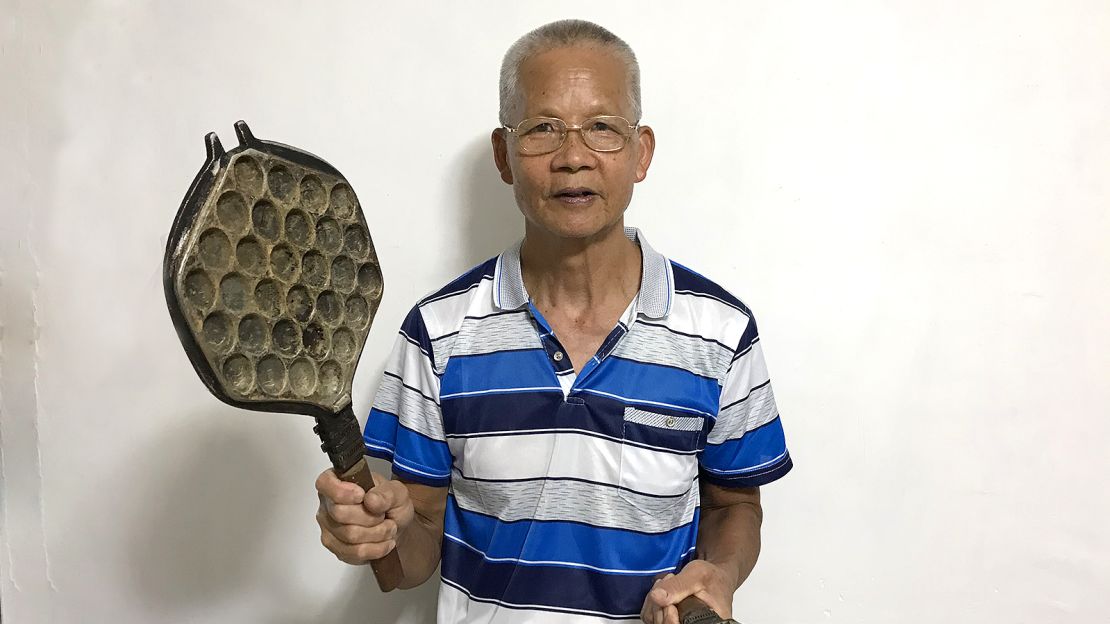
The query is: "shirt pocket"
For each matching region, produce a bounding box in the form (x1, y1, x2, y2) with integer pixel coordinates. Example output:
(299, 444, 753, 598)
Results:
(616, 407, 703, 515)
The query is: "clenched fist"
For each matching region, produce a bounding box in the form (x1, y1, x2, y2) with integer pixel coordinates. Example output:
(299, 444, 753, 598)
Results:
(315, 468, 415, 565)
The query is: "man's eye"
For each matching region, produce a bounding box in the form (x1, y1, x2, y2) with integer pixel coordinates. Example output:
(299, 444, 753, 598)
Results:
(526, 122, 556, 134)
(590, 121, 615, 132)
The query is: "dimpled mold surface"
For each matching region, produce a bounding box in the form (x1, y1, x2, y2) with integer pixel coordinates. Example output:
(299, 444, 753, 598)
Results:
(173, 146, 383, 412)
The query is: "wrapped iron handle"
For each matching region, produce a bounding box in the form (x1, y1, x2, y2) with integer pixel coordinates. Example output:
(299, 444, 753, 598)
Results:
(678, 595, 740, 624)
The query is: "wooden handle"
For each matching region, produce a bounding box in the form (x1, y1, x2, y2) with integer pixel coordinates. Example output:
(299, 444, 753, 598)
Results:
(677, 595, 734, 623)
(338, 457, 405, 592)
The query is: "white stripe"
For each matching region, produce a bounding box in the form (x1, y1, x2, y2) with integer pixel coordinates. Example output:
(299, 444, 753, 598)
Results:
(718, 342, 771, 408)
(665, 291, 749, 348)
(392, 456, 450, 479)
(447, 427, 697, 455)
(420, 277, 496, 340)
(575, 388, 714, 418)
(363, 441, 394, 454)
(443, 533, 684, 575)
(438, 580, 641, 622)
(440, 386, 562, 400)
(449, 432, 696, 497)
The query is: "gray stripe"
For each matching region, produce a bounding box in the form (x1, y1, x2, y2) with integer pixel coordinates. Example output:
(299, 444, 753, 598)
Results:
(708, 382, 777, 444)
(613, 322, 733, 384)
(372, 373, 445, 441)
(438, 312, 541, 361)
(451, 473, 698, 534)
(431, 333, 456, 375)
(624, 407, 703, 432)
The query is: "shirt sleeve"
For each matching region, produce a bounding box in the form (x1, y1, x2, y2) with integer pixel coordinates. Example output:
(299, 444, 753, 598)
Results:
(700, 310, 793, 488)
(362, 305, 452, 487)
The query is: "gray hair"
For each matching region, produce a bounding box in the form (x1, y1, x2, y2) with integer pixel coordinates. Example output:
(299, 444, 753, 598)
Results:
(498, 19, 642, 125)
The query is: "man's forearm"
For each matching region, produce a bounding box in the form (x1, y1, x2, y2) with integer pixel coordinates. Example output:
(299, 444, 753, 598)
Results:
(696, 486, 764, 590)
(392, 508, 443, 589)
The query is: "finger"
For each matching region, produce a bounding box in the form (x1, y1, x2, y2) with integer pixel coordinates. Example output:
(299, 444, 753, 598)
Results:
(653, 571, 700, 607)
(318, 517, 396, 564)
(315, 468, 365, 506)
(321, 499, 385, 527)
(663, 604, 679, 624)
(317, 509, 396, 544)
(363, 479, 410, 515)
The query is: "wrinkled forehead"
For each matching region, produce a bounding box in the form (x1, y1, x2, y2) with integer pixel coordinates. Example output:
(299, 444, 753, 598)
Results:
(517, 45, 634, 119)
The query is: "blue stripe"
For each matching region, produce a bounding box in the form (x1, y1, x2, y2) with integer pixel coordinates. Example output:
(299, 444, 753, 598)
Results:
(440, 349, 561, 398)
(701, 416, 788, 476)
(444, 496, 697, 574)
(584, 357, 720, 417)
(440, 532, 697, 618)
(363, 409, 452, 483)
(700, 452, 792, 488)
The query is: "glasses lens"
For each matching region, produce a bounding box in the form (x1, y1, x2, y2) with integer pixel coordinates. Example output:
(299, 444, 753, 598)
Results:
(516, 118, 565, 154)
(582, 116, 632, 151)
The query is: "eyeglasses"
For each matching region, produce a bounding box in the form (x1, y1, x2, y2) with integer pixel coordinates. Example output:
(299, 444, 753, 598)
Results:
(501, 115, 640, 155)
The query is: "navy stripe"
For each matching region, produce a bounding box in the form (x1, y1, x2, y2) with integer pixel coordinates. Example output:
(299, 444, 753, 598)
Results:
(444, 392, 703, 454)
(441, 538, 681, 618)
(669, 261, 752, 316)
(418, 258, 497, 305)
(700, 452, 793, 488)
(440, 578, 640, 621)
(731, 335, 761, 362)
(398, 306, 434, 355)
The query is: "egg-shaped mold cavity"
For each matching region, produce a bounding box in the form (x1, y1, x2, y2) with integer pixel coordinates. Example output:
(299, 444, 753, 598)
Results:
(183, 269, 215, 310)
(256, 355, 287, 396)
(329, 183, 356, 219)
(197, 229, 232, 270)
(233, 155, 264, 196)
(268, 164, 296, 203)
(252, 200, 281, 241)
(216, 191, 250, 235)
(219, 273, 250, 312)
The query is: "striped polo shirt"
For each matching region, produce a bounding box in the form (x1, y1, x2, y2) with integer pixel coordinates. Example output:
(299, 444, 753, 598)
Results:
(363, 227, 791, 623)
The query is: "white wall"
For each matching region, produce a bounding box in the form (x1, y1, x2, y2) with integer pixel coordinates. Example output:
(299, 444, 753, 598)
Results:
(2, 1, 1108, 622)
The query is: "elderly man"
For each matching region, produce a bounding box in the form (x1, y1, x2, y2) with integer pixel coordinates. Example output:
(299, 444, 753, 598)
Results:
(315, 19, 791, 624)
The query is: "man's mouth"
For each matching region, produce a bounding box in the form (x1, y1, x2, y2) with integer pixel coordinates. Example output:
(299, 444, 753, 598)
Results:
(553, 187, 599, 204)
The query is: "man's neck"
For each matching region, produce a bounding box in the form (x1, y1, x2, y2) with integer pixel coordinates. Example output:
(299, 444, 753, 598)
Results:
(519, 221, 642, 318)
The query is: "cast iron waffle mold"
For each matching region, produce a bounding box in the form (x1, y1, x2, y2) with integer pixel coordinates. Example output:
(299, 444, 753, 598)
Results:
(164, 121, 383, 417)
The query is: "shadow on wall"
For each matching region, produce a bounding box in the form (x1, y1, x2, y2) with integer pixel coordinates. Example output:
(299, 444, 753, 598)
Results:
(125, 414, 282, 613)
(456, 133, 521, 268)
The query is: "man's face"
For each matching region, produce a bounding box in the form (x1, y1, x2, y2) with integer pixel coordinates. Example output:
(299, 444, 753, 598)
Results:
(493, 45, 655, 242)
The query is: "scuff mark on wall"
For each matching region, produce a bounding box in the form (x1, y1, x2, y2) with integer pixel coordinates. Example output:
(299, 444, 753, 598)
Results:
(30, 243, 57, 592)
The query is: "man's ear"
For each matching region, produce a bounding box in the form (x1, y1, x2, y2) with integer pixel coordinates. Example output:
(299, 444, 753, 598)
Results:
(634, 125, 656, 183)
(491, 129, 514, 185)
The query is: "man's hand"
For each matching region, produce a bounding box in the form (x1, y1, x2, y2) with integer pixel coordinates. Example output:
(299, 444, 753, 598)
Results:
(640, 560, 737, 624)
(315, 468, 415, 565)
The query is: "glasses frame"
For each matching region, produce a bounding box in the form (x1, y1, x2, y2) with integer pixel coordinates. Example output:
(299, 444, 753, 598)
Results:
(501, 115, 641, 155)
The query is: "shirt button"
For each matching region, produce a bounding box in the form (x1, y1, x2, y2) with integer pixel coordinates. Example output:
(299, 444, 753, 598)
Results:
(553, 351, 564, 362)
(665, 416, 676, 428)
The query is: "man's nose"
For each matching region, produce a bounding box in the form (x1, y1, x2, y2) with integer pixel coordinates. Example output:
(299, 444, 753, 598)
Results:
(550, 128, 597, 172)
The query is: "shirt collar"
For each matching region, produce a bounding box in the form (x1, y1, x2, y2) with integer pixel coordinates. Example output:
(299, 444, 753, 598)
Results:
(493, 226, 673, 319)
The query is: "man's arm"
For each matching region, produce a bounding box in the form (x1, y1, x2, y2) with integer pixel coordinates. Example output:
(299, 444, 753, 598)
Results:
(641, 484, 762, 623)
(316, 469, 448, 589)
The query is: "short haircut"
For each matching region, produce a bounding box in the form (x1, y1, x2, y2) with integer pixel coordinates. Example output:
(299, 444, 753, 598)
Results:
(498, 19, 642, 125)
